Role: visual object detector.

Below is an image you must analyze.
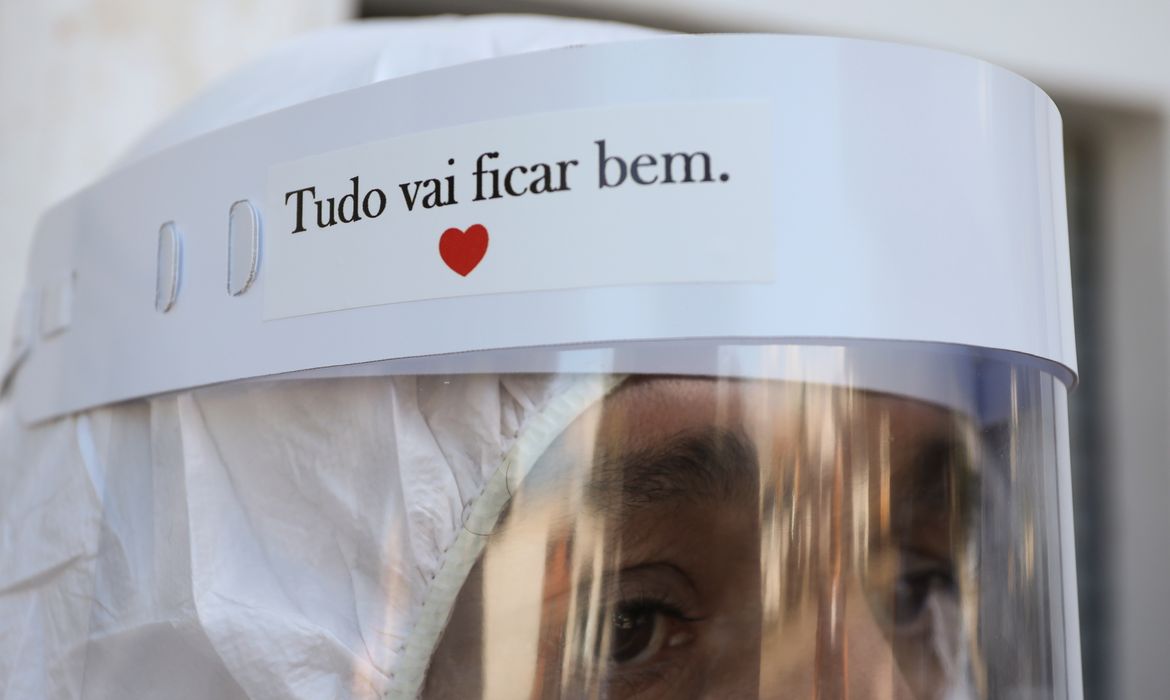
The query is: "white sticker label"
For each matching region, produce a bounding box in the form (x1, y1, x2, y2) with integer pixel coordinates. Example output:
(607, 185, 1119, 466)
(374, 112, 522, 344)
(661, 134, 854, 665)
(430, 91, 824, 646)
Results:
(265, 102, 775, 319)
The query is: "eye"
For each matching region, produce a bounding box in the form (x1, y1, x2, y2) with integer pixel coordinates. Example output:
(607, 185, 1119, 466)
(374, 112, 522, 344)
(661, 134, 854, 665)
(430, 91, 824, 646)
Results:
(893, 556, 957, 631)
(609, 600, 674, 664)
(587, 563, 704, 680)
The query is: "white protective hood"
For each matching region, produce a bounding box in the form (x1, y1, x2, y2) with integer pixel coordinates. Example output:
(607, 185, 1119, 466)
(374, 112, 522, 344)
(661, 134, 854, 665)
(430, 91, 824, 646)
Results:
(0, 15, 655, 700)
(0, 372, 617, 699)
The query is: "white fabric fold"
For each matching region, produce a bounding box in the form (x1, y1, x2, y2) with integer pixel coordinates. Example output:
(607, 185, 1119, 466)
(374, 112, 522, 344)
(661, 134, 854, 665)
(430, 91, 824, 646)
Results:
(1, 373, 608, 699)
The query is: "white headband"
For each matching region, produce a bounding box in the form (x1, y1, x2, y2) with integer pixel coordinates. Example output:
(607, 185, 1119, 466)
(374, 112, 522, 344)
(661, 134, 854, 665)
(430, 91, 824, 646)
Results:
(6, 32, 1076, 424)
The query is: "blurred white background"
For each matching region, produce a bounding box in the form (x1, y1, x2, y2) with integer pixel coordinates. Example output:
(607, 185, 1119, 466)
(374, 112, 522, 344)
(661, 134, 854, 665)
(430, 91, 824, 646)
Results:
(3, 2, 1167, 698)
(0, 0, 355, 362)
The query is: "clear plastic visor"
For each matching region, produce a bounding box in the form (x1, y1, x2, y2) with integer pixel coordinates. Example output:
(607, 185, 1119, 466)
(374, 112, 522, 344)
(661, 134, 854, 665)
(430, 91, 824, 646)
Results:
(422, 346, 1075, 699)
(0, 343, 1076, 699)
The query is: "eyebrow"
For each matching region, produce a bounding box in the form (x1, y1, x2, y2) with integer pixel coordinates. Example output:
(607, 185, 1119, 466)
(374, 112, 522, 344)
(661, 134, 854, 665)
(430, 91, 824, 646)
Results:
(587, 427, 759, 510)
(893, 434, 979, 533)
(580, 424, 976, 519)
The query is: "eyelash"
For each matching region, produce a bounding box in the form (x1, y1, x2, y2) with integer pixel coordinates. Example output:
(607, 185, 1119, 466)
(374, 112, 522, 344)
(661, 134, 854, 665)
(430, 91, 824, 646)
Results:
(613, 592, 701, 624)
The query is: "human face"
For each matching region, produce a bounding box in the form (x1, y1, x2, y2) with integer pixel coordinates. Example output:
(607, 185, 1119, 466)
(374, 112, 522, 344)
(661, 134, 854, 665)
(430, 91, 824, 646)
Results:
(425, 376, 979, 699)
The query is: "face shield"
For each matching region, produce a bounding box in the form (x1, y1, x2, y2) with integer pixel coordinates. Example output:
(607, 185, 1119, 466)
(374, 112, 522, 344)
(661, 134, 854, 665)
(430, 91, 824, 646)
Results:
(420, 347, 1074, 700)
(1, 17, 1080, 700)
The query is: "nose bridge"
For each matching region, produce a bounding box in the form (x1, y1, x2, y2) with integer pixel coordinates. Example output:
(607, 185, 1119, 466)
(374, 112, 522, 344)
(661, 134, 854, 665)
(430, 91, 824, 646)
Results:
(756, 583, 917, 700)
(812, 430, 850, 700)
(755, 389, 908, 700)
(811, 432, 912, 700)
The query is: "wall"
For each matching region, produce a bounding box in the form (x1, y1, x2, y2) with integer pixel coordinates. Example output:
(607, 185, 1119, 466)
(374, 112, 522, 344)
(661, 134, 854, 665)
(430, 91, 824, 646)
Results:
(0, 0, 355, 359)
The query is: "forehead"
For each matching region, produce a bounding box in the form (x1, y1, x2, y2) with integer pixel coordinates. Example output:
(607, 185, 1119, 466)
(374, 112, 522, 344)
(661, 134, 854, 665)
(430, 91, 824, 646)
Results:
(518, 376, 975, 521)
(592, 377, 963, 454)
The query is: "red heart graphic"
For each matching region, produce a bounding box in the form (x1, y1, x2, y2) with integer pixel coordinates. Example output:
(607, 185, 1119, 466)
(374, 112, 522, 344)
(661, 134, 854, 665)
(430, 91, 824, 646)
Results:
(439, 224, 489, 277)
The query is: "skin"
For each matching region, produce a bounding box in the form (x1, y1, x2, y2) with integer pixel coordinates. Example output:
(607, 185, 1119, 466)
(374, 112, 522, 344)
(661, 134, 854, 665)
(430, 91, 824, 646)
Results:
(425, 377, 976, 700)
